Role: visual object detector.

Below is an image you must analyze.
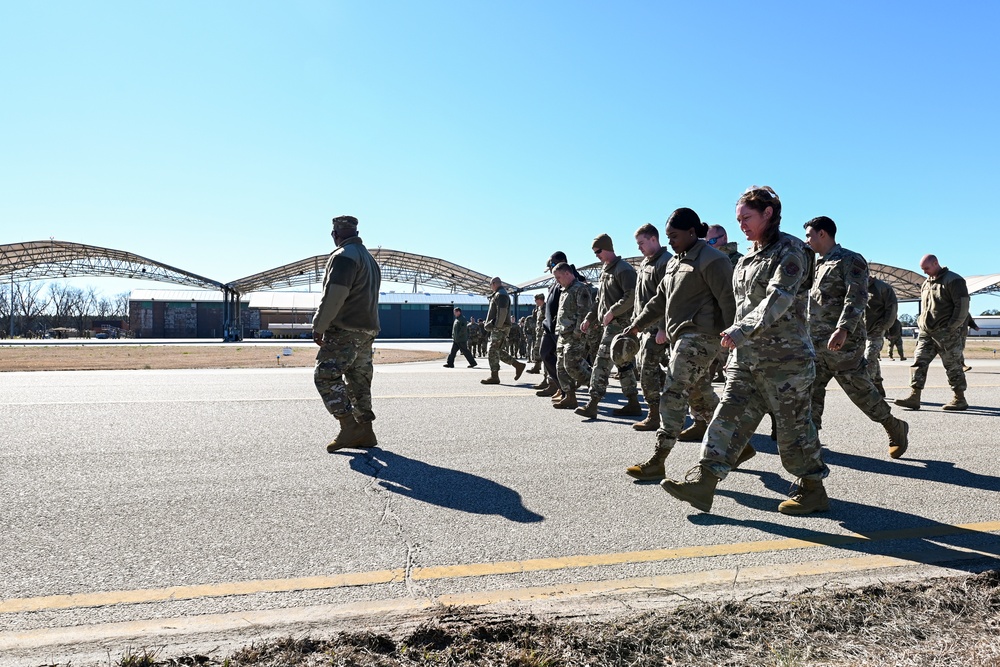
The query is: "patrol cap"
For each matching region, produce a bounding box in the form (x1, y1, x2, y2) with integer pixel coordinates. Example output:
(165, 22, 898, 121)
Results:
(546, 251, 567, 272)
(610, 333, 640, 367)
(332, 215, 359, 232)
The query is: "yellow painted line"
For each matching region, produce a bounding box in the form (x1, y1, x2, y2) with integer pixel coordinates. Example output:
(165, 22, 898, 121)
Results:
(0, 547, 992, 652)
(3, 520, 998, 615)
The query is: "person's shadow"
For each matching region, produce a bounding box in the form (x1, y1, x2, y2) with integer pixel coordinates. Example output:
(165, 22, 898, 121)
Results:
(690, 461, 1000, 571)
(339, 449, 544, 523)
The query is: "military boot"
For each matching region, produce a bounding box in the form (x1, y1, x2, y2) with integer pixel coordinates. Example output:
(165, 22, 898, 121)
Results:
(625, 448, 669, 481)
(327, 416, 377, 453)
(613, 395, 642, 417)
(631, 409, 660, 432)
(894, 388, 921, 410)
(660, 464, 719, 513)
(480, 371, 501, 385)
(550, 388, 564, 402)
(575, 397, 600, 418)
(536, 379, 559, 397)
(882, 415, 909, 459)
(526, 361, 541, 374)
(731, 443, 757, 470)
(874, 380, 886, 398)
(777, 478, 830, 515)
(677, 419, 708, 442)
(553, 388, 578, 410)
(942, 391, 969, 411)
(513, 360, 526, 380)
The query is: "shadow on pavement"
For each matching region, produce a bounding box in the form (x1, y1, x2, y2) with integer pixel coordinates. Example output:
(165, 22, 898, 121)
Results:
(340, 449, 544, 523)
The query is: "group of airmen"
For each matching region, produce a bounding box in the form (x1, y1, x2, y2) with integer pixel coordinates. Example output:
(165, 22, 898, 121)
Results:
(469, 186, 975, 516)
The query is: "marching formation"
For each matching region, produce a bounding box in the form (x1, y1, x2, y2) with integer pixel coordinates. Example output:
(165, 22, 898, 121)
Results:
(469, 186, 973, 516)
(308, 187, 975, 518)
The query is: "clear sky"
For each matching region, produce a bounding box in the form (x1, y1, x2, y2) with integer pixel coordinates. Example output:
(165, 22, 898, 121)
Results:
(2, 1, 999, 314)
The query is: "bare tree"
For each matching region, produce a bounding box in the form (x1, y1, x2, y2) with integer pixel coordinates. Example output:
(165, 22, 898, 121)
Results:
(113, 292, 130, 320)
(0, 284, 10, 338)
(96, 297, 113, 318)
(14, 281, 50, 336)
(47, 282, 79, 329)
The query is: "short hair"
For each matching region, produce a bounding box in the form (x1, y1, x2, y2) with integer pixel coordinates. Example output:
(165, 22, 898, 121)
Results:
(453, 307, 462, 313)
(534, 293, 545, 301)
(804, 216, 837, 238)
(707, 224, 727, 235)
(552, 262, 572, 274)
(490, 276, 502, 285)
(634, 223, 659, 240)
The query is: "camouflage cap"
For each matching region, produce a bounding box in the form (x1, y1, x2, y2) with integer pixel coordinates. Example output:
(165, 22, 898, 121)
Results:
(610, 333, 640, 367)
(332, 215, 359, 232)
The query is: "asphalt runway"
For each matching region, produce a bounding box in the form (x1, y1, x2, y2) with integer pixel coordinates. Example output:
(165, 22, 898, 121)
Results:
(1, 353, 999, 663)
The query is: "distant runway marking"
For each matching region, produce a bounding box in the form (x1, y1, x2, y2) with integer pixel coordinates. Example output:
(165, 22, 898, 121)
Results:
(4, 520, 998, 614)
(3, 393, 531, 406)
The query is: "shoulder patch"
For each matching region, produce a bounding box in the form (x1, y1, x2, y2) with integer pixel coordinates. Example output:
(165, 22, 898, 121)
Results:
(782, 261, 801, 277)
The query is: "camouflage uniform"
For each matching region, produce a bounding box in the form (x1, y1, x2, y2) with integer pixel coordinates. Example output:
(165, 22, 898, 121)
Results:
(631, 240, 735, 454)
(508, 320, 522, 357)
(485, 287, 519, 372)
(700, 232, 826, 482)
(710, 242, 744, 378)
(886, 319, 905, 359)
(633, 247, 673, 411)
(910, 267, 969, 392)
(467, 319, 480, 357)
(313, 234, 381, 423)
(586, 257, 638, 400)
(863, 276, 898, 383)
(533, 301, 546, 363)
(809, 245, 892, 430)
(523, 314, 537, 363)
(556, 279, 594, 391)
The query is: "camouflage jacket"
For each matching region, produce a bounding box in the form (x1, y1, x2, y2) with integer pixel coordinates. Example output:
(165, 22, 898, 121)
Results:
(918, 267, 970, 336)
(633, 247, 673, 329)
(864, 277, 898, 337)
(485, 287, 511, 331)
(809, 243, 869, 343)
(633, 240, 735, 345)
(718, 242, 743, 268)
(557, 280, 593, 338)
(588, 256, 636, 327)
(725, 231, 815, 364)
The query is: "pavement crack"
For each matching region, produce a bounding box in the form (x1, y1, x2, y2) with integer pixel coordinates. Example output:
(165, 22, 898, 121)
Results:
(357, 451, 429, 598)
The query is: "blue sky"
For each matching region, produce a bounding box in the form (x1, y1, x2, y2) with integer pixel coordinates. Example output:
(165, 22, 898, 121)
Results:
(2, 1, 998, 314)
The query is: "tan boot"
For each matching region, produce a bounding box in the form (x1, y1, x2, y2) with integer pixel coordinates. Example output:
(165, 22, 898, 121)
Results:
(526, 361, 541, 374)
(942, 391, 969, 411)
(777, 478, 830, 515)
(677, 419, 708, 442)
(575, 397, 600, 418)
(480, 371, 500, 385)
(513, 360, 526, 380)
(882, 415, 909, 459)
(660, 464, 719, 513)
(894, 388, 921, 410)
(731, 443, 757, 470)
(632, 410, 660, 431)
(553, 388, 578, 410)
(327, 417, 377, 452)
(625, 448, 669, 481)
(613, 395, 643, 417)
(536, 379, 559, 397)
(550, 389, 564, 402)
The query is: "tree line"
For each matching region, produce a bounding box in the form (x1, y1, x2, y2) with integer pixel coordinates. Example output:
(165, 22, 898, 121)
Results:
(0, 281, 130, 338)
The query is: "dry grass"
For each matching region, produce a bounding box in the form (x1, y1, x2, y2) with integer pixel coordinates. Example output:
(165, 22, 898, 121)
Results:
(96, 569, 1000, 667)
(0, 345, 444, 371)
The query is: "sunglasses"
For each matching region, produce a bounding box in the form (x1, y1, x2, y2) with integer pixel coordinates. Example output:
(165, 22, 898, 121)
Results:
(593, 248, 602, 256)
(707, 237, 721, 245)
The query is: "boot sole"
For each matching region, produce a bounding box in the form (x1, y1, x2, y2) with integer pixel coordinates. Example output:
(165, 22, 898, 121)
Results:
(942, 405, 968, 411)
(659, 481, 712, 513)
(631, 424, 660, 431)
(894, 402, 921, 410)
(625, 469, 664, 481)
(777, 502, 830, 516)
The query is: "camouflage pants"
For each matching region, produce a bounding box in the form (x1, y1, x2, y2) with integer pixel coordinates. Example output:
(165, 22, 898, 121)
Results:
(864, 334, 885, 382)
(887, 336, 904, 359)
(556, 333, 591, 392)
(701, 359, 827, 482)
(526, 334, 537, 362)
(812, 346, 891, 431)
(911, 330, 967, 392)
(636, 331, 668, 409)
(314, 327, 377, 422)
(487, 328, 518, 372)
(654, 333, 719, 453)
(588, 319, 638, 400)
